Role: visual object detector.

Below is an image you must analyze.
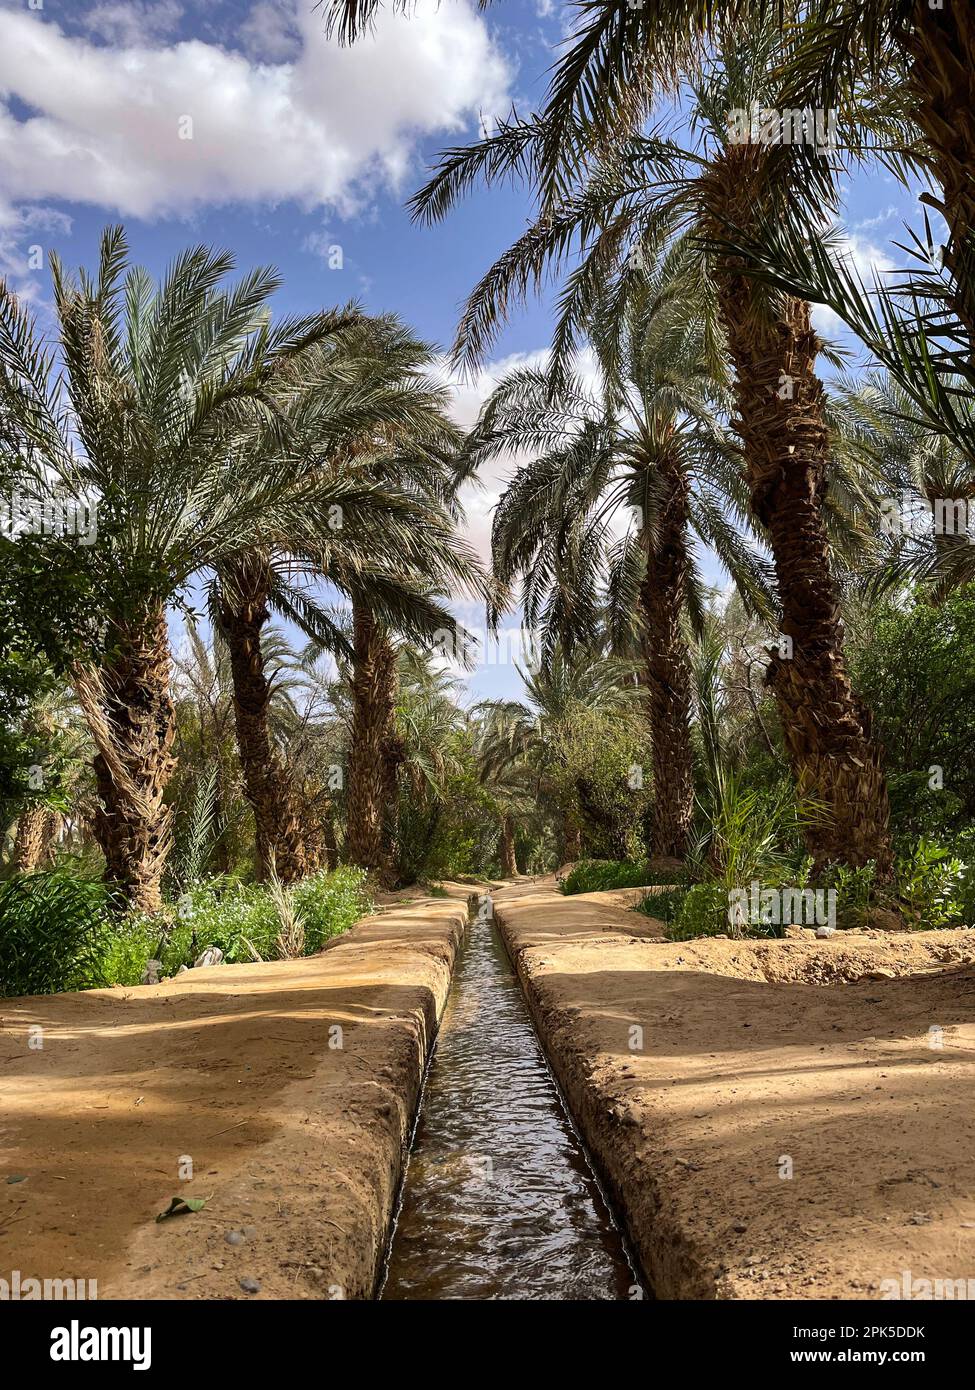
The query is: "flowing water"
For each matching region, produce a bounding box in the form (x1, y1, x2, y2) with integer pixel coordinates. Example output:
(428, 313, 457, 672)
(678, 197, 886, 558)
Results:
(381, 897, 639, 1300)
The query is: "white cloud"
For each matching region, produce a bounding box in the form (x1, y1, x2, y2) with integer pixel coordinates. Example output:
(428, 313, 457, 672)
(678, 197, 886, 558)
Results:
(238, 0, 303, 63)
(842, 232, 895, 280)
(0, 202, 73, 302)
(854, 205, 898, 233)
(438, 346, 601, 564)
(0, 2, 511, 220)
(812, 232, 895, 343)
(83, 1, 184, 46)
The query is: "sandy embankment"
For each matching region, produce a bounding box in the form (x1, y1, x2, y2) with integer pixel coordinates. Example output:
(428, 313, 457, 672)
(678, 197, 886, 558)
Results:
(0, 892, 473, 1300)
(493, 881, 975, 1300)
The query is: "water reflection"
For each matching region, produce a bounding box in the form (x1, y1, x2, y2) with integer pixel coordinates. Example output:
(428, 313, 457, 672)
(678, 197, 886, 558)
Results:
(381, 902, 639, 1301)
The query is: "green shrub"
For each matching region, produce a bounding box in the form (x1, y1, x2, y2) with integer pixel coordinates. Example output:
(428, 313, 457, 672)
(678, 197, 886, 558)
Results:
(853, 591, 975, 836)
(290, 867, 372, 952)
(0, 870, 114, 997)
(634, 886, 688, 928)
(814, 861, 877, 930)
(666, 882, 731, 940)
(895, 837, 967, 930)
(151, 866, 372, 968)
(562, 859, 688, 895)
(98, 914, 196, 987)
(1, 866, 374, 997)
(887, 772, 966, 840)
(694, 770, 815, 890)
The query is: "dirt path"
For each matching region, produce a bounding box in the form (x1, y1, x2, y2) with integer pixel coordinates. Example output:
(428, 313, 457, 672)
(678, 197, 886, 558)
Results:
(493, 880, 975, 1300)
(0, 891, 473, 1300)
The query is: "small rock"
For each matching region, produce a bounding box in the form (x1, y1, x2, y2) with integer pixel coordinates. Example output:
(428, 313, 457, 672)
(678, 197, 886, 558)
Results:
(863, 907, 905, 933)
(195, 945, 224, 968)
(815, 925, 836, 939)
(225, 1230, 245, 1246)
(239, 1276, 261, 1294)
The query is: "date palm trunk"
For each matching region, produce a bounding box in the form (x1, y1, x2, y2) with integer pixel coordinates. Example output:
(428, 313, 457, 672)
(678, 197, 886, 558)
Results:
(500, 812, 519, 877)
(218, 557, 308, 883)
(638, 451, 695, 859)
(702, 146, 893, 875)
(561, 812, 582, 862)
(77, 606, 177, 913)
(346, 596, 399, 880)
(13, 804, 59, 872)
(900, 1, 975, 353)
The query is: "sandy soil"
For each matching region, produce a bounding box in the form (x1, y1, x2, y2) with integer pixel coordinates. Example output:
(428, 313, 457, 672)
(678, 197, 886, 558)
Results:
(494, 880, 975, 1300)
(0, 892, 473, 1300)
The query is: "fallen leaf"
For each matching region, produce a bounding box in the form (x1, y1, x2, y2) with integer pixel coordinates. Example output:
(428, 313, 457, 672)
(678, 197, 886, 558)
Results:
(155, 1195, 210, 1222)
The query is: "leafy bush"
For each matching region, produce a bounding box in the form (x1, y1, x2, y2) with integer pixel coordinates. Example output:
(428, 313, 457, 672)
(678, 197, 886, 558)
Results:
(0, 870, 114, 997)
(290, 867, 372, 952)
(548, 704, 651, 862)
(562, 859, 688, 895)
(98, 914, 196, 987)
(666, 882, 732, 940)
(1, 866, 373, 997)
(150, 866, 372, 970)
(853, 591, 975, 835)
(887, 772, 966, 840)
(895, 837, 968, 929)
(955, 831, 975, 928)
(634, 886, 688, 928)
(814, 861, 878, 930)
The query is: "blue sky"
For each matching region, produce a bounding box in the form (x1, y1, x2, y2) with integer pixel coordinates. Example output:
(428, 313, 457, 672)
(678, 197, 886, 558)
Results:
(0, 0, 923, 703)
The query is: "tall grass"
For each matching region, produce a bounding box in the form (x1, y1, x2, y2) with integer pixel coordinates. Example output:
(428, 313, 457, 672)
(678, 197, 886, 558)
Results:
(0, 865, 374, 997)
(0, 870, 114, 996)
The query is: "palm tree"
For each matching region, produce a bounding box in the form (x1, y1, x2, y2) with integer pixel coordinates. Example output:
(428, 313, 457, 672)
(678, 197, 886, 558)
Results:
(468, 242, 772, 857)
(169, 615, 308, 880)
(471, 708, 540, 877)
(0, 226, 409, 909)
(406, 15, 894, 875)
(788, 1, 975, 353)
(206, 311, 484, 882)
(319, 316, 485, 883)
(322, 0, 971, 325)
(475, 646, 643, 861)
(837, 371, 975, 598)
(386, 647, 468, 883)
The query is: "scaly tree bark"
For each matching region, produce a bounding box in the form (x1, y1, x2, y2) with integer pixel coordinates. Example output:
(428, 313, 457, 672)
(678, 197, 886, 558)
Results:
(77, 608, 176, 913)
(561, 813, 582, 862)
(500, 812, 519, 877)
(218, 557, 308, 882)
(346, 596, 400, 880)
(898, 1, 975, 352)
(638, 452, 696, 860)
(13, 804, 59, 872)
(702, 146, 893, 875)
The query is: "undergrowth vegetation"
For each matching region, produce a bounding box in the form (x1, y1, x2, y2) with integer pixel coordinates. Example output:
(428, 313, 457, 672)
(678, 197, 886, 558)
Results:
(0, 866, 372, 998)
